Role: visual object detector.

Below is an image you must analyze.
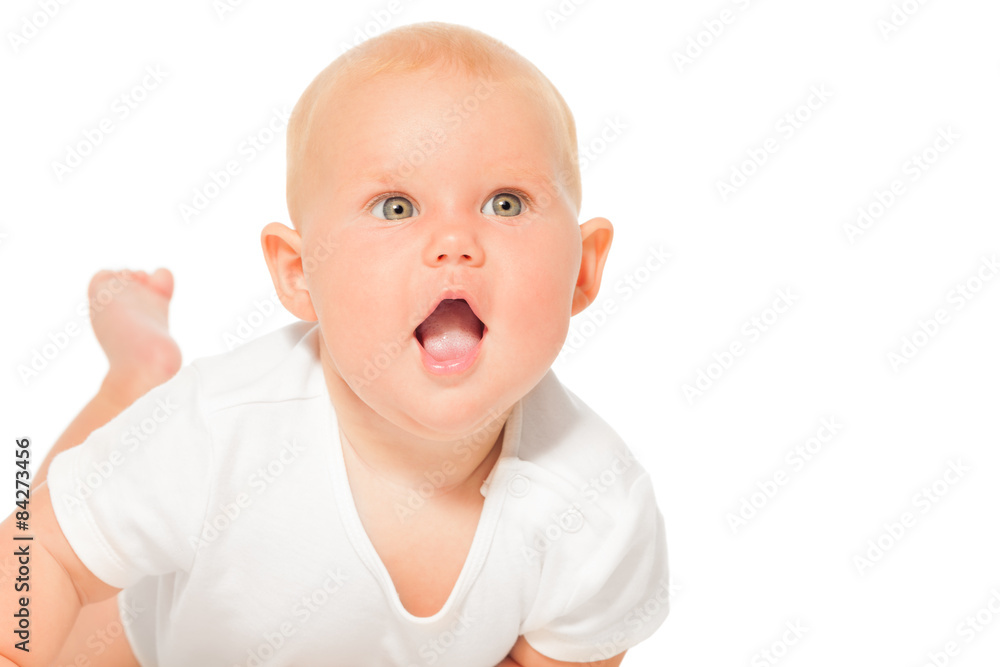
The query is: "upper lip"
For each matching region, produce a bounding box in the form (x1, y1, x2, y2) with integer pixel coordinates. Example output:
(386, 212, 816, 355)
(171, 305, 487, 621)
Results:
(414, 288, 487, 334)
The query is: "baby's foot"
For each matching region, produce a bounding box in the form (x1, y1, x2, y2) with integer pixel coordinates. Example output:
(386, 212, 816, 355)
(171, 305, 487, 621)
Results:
(89, 268, 182, 404)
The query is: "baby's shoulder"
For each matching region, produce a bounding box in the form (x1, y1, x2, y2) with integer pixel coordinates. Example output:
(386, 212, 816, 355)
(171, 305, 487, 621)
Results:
(512, 370, 648, 510)
(188, 321, 324, 413)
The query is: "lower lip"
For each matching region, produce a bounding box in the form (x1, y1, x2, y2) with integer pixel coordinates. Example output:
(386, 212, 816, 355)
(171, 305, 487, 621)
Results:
(417, 331, 486, 376)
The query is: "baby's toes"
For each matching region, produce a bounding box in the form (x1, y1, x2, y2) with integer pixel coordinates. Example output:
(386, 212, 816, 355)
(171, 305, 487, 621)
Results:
(148, 267, 174, 300)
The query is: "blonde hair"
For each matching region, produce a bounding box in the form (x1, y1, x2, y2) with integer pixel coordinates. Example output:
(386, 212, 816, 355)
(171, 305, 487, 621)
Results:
(286, 22, 581, 227)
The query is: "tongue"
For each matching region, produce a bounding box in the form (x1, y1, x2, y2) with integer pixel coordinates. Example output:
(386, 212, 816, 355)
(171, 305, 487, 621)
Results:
(416, 299, 484, 362)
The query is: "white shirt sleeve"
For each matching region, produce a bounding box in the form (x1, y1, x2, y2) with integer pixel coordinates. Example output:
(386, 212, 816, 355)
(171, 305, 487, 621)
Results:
(522, 472, 670, 662)
(45, 363, 215, 590)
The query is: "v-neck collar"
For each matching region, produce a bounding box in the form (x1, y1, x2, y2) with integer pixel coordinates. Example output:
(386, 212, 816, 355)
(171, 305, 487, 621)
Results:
(323, 396, 523, 624)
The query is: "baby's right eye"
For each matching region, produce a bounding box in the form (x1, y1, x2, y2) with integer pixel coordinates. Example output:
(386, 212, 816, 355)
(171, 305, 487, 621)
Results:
(371, 195, 416, 221)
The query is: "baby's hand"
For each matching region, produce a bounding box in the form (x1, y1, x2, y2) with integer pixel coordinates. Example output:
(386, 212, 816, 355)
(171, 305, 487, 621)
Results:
(499, 636, 626, 666)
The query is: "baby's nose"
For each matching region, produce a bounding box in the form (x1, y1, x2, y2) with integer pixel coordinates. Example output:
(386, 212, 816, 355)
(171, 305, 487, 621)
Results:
(422, 222, 484, 267)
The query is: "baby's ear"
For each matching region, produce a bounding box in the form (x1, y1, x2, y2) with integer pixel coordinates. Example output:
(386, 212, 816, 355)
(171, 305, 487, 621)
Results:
(571, 217, 614, 316)
(260, 222, 318, 321)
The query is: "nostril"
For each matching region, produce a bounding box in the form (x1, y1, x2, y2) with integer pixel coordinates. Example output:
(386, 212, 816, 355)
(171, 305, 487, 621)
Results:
(435, 252, 472, 262)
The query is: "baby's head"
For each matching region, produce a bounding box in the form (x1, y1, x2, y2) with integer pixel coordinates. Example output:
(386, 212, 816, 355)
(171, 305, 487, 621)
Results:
(262, 22, 613, 440)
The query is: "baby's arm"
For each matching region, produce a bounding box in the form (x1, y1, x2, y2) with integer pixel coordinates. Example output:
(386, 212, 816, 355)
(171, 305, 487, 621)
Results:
(501, 467, 669, 665)
(0, 483, 122, 666)
(499, 637, 626, 666)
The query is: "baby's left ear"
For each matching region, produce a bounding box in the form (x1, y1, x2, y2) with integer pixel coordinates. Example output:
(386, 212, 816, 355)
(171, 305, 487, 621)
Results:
(571, 217, 614, 316)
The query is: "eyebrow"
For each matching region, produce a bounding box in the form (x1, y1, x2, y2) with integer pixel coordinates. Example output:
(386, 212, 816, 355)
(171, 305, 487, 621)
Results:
(488, 165, 558, 187)
(354, 163, 559, 189)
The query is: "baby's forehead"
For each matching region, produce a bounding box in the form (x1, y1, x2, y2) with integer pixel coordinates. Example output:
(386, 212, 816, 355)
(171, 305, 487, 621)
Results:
(315, 68, 568, 184)
(318, 59, 554, 121)
(286, 24, 583, 222)
(301, 63, 568, 161)
(324, 65, 506, 115)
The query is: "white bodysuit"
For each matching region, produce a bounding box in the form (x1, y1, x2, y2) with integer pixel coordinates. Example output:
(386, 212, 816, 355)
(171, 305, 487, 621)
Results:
(47, 321, 669, 666)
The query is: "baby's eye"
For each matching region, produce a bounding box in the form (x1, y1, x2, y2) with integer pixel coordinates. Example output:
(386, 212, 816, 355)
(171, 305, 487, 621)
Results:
(372, 196, 416, 220)
(481, 192, 523, 217)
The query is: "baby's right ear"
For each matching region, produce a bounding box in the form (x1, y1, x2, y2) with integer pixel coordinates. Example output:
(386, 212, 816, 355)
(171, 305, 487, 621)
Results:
(260, 222, 318, 322)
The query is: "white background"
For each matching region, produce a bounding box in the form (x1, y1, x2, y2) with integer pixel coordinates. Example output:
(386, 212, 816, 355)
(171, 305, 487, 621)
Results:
(3, 0, 999, 665)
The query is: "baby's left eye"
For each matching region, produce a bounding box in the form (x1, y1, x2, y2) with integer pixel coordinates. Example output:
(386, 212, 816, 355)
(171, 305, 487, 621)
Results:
(481, 192, 523, 217)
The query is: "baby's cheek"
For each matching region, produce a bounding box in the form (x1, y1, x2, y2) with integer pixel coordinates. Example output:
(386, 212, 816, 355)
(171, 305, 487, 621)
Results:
(511, 293, 570, 355)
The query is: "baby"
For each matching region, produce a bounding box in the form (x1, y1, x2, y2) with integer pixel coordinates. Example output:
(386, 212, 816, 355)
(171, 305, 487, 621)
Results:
(1, 22, 669, 667)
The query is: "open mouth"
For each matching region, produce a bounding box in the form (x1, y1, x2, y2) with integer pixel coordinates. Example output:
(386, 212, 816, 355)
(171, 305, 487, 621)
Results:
(414, 299, 486, 363)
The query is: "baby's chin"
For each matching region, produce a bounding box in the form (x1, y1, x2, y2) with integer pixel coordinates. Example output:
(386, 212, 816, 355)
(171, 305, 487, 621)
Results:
(369, 370, 519, 440)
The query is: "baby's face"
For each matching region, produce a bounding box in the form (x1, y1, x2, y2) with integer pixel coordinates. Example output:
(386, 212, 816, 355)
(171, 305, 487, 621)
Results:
(296, 67, 585, 438)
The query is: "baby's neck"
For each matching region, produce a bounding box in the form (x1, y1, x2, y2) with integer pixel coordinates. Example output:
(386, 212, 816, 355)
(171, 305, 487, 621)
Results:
(320, 358, 512, 502)
(339, 422, 505, 503)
